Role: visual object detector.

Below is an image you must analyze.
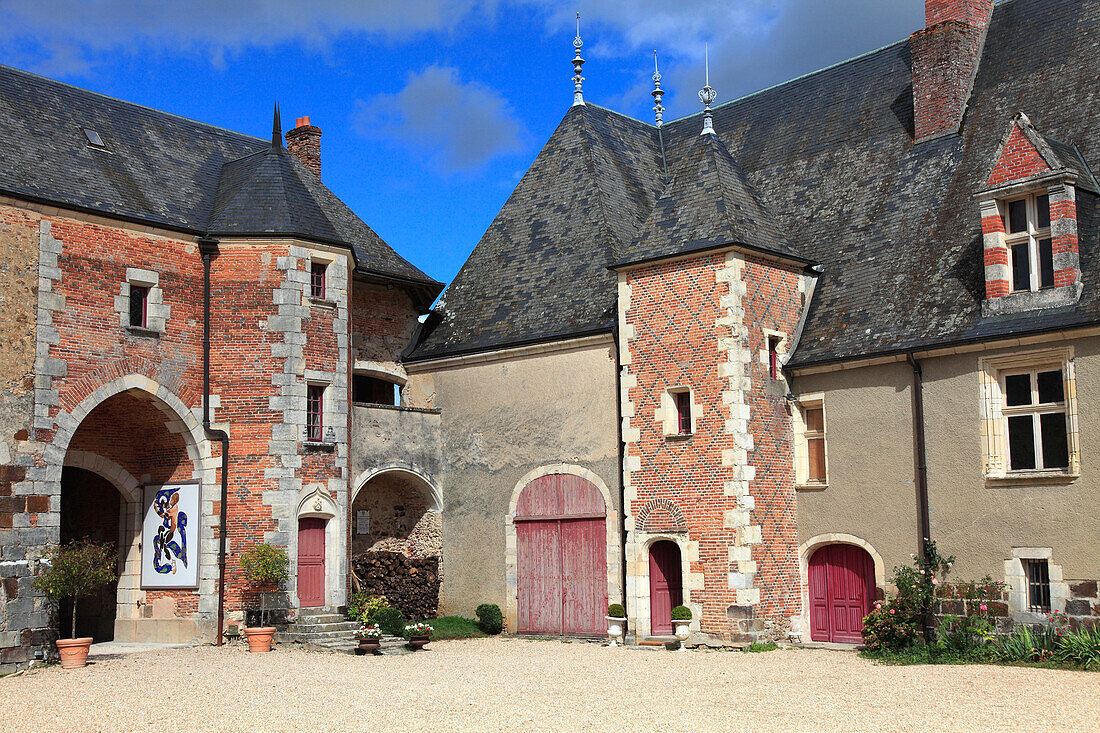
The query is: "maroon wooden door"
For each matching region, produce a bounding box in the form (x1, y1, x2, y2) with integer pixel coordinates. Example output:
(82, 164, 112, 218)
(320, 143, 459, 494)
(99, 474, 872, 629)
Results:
(297, 517, 326, 608)
(649, 541, 683, 635)
(809, 544, 874, 643)
(515, 474, 607, 636)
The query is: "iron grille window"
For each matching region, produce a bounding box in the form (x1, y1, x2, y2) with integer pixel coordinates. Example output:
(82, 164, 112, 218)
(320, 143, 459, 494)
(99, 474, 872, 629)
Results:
(310, 261, 326, 299)
(1024, 559, 1051, 612)
(306, 385, 324, 442)
(129, 285, 149, 328)
(675, 391, 691, 435)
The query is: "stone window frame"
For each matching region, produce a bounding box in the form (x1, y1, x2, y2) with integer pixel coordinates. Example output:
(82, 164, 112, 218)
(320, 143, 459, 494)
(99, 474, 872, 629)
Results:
(1002, 191, 1054, 293)
(1004, 547, 1069, 621)
(761, 328, 788, 384)
(979, 347, 1080, 483)
(792, 392, 828, 489)
(305, 252, 337, 308)
(658, 386, 698, 439)
(979, 175, 1082, 317)
(115, 267, 169, 335)
(304, 379, 329, 445)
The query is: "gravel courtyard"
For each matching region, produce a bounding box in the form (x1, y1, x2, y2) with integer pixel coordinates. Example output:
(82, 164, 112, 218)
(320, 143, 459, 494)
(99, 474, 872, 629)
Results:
(2, 638, 1096, 732)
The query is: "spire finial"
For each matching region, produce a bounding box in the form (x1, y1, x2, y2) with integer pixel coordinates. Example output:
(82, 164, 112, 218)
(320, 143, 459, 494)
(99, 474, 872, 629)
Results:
(652, 50, 665, 128)
(272, 101, 283, 149)
(572, 12, 586, 107)
(698, 43, 717, 135)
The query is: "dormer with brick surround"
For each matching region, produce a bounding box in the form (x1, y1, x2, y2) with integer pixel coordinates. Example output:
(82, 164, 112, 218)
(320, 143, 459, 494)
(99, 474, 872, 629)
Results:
(979, 113, 1097, 317)
(911, 0, 993, 143)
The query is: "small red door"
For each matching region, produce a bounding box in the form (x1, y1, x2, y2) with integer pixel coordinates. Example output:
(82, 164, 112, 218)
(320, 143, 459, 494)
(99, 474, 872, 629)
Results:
(649, 541, 683, 636)
(515, 474, 607, 636)
(297, 518, 326, 608)
(809, 544, 874, 643)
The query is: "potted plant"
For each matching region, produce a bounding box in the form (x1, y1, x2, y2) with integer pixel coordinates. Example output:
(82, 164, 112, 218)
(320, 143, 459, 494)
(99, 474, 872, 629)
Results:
(238, 542, 289, 653)
(404, 621, 434, 650)
(32, 540, 117, 669)
(606, 603, 627, 646)
(671, 605, 692, 643)
(355, 623, 383, 654)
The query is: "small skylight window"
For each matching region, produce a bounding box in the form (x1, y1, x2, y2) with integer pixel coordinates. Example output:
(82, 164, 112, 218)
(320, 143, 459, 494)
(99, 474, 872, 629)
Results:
(82, 128, 105, 148)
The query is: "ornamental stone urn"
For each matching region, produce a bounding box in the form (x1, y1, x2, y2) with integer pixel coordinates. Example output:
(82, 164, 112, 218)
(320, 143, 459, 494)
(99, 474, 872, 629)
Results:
(673, 619, 691, 642)
(606, 616, 626, 646)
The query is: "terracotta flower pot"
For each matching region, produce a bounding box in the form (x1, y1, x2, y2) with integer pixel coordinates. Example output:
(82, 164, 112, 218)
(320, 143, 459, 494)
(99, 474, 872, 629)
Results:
(243, 626, 276, 653)
(408, 634, 430, 650)
(357, 638, 381, 654)
(56, 637, 93, 669)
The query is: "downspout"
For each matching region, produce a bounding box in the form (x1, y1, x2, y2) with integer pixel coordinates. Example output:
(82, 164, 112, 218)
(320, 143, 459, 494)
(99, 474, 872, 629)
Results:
(906, 353, 932, 562)
(198, 236, 231, 646)
(611, 325, 628, 617)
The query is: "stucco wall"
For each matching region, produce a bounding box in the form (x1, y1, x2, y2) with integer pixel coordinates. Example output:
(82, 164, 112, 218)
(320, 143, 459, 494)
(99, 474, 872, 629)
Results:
(406, 338, 621, 620)
(794, 335, 1100, 585)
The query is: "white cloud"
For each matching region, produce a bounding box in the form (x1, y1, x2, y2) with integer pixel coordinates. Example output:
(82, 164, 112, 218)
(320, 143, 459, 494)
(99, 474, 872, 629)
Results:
(354, 65, 524, 172)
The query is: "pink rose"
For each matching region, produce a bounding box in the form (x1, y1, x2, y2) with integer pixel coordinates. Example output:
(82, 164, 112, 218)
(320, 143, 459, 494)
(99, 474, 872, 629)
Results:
(890, 608, 896, 615)
(932, 578, 939, 586)
(980, 604, 987, 611)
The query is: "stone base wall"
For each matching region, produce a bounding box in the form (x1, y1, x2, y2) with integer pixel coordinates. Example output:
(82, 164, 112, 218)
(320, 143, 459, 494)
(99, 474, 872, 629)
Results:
(933, 579, 1100, 632)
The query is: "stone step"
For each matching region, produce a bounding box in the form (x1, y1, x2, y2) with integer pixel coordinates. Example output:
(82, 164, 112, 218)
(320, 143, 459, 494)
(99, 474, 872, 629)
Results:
(287, 621, 360, 634)
(298, 605, 343, 617)
(299, 635, 414, 656)
(293, 614, 348, 626)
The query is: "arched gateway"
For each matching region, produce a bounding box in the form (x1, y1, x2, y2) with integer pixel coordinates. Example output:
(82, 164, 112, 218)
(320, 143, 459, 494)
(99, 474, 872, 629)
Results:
(808, 543, 876, 644)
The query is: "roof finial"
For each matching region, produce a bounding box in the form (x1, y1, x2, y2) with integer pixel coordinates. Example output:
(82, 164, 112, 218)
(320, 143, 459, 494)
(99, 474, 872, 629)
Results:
(652, 50, 665, 128)
(572, 12, 586, 107)
(698, 43, 717, 136)
(272, 101, 282, 149)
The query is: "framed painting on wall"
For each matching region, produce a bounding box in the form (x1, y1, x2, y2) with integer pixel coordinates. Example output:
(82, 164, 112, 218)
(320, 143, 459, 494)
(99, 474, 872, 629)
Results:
(141, 482, 200, 589)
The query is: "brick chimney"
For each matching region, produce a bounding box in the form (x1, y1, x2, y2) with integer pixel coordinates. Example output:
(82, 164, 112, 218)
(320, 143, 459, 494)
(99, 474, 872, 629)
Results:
(910, 0, 994, 143)
(285, 116, 322, 179)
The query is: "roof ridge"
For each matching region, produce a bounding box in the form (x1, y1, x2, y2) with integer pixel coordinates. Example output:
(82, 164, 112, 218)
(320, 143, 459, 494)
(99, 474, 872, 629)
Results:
(0, 63, 268, 146)
(574, 106, 625, 261)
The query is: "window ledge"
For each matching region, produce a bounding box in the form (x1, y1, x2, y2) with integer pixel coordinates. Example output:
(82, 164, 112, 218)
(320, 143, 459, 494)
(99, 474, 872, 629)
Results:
(303, 440, 336, 452)
(981, 283, 1080, 317)
(308, 296, 337, 309)
(985, 470, 1079, 486)
(665, 433, 693, 442)
(795, 482, 829, 491)
(126, 325, 161, 337)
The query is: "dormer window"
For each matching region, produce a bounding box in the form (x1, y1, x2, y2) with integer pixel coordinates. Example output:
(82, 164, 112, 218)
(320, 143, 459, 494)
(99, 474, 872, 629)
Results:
(1004, 192, 1053, 292)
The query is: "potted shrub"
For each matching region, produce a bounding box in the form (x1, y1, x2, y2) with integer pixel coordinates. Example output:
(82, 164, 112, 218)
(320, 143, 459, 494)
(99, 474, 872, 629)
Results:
(355, 623, 383, 654)
(238, 542, 289, 653)
(671, 605, 692, 642)
(32, 540, 117, 669)
(404, 621, 434, 650)
(606, 603, 627, 646)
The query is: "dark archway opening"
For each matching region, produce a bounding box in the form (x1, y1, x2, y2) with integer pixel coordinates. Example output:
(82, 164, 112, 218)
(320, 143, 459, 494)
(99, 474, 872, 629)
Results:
(59, 467, 121, 641)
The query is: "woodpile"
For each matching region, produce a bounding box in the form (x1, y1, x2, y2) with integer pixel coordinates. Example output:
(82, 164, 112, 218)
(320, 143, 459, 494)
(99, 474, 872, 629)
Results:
(352, 551, 440, 619)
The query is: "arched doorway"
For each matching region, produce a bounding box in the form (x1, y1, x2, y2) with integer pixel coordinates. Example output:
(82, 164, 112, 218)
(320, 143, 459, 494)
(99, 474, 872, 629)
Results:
(649, 541, 682, 636)
(59, 467, 122, 640)
(808, 544, 875, 643)
(297, 517, 327, 608)
(515, 473, 607, 636)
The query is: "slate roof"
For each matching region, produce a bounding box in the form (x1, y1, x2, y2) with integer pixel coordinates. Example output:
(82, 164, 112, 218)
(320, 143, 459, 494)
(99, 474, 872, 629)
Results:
(0, 65, 439, 290)
(410, 0, 1100, 366)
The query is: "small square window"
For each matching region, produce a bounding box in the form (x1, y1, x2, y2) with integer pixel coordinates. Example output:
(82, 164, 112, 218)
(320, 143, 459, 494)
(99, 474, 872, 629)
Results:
(1023, 559, 1051, 612)
(83, 128, 105, 148)
(129, 285, 149, 328)
(310, 262, 327, 300)
(767, 335, 782, 380)
(306, 385, 324, 442)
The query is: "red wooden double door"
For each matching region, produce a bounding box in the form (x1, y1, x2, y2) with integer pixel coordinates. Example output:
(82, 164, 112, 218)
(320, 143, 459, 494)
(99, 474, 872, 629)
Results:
(809, 544, 875, 643)
(515, 474, 607, 636)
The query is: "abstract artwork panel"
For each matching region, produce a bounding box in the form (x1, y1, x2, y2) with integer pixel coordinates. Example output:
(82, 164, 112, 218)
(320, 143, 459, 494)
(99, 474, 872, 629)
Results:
(141, 483, 200, 589)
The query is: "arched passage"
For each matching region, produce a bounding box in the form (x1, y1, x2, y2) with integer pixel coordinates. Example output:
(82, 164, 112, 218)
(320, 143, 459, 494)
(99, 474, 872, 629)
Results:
(58, 385, 204, 642)
(350, 467, 441, 558)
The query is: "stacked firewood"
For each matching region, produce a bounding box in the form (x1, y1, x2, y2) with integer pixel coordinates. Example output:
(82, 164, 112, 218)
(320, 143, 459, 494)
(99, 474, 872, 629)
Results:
(351, 550, 440, 619)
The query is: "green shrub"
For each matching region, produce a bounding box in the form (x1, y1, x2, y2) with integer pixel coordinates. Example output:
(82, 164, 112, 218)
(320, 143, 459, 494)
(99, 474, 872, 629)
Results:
(1054, 625, 1100, 670)
(861, 602, 921, 652)
(608, 603, 626, 618)
(238, 543, 289, 627)
(32, 540, 117, 639)
(992, 624, 1059, 664)
(475, 603, 504, 635)
(746, 641, 777, 653)
(374, 607, 406, 636)
(348, 593, 389, 624)
(670, 605, 692, 621)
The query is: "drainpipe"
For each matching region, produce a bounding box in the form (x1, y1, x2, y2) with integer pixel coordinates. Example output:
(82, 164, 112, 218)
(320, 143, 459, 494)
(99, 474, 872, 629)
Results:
(611, 324, 629, 626)
(198, 236, 231, 646)
(906, 353, 932, 556)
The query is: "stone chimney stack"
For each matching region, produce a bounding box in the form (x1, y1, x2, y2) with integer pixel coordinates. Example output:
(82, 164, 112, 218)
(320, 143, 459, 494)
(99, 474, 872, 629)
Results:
(286, 116, 322, 179)
(910, 0, 994, 143)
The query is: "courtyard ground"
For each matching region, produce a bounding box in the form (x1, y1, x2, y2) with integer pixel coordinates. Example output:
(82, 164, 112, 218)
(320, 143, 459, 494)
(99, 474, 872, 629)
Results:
(1, 637, 1095, 732)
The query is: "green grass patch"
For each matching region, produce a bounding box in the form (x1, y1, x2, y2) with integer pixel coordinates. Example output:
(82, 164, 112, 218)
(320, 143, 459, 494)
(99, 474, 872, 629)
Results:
(430, 616, 488, 640)
(745, 641, 778, 653)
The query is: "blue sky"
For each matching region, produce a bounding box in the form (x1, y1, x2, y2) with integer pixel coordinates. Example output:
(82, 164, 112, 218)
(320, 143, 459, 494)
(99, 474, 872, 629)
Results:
(0, 0, 925, 286)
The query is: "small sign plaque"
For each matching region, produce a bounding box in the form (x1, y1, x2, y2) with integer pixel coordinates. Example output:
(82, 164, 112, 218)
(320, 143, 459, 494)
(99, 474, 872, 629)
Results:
(356, 510, 370, 535)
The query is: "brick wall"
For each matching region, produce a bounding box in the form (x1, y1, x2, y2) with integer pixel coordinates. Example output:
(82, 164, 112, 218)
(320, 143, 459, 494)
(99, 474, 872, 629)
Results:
(987, 127, 1051, 186)
(351, 281, 418, 365)
(620, 250, 803, 642)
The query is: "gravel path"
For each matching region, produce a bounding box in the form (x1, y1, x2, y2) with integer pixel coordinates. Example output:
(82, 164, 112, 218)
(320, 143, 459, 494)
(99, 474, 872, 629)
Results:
(2, 638, 1096, 732)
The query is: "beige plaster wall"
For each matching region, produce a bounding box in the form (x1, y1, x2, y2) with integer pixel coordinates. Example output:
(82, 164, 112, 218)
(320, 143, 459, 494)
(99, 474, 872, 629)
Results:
(0, 203, 39, 461)
(795, 336, 1100, 585)
(793, 362, 918, 578)
(406, 338, 621, 620)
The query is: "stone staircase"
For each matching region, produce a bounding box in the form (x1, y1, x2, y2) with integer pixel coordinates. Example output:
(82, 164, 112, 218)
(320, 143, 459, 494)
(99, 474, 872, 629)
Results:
(275, 607, 411, 655)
